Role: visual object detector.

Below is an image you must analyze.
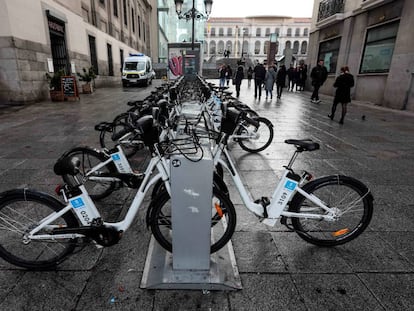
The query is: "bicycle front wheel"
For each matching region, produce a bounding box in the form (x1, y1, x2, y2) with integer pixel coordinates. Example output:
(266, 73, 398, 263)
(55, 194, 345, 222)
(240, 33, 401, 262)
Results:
(61, 147, 117, 200)
(289, 175, 374, 246)
(0, 189, 79, 269)
(237, 117, 274, 153)
(149, 187, 236, 253)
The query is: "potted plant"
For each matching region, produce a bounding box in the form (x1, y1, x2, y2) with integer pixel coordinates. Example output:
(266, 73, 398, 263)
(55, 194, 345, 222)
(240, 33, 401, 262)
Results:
(45, 69, 65, 101)
(77, 67, 96, 94)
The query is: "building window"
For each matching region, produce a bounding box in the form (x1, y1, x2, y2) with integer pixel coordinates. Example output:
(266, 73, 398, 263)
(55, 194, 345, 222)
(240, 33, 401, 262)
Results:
(210, 27, 216, 36)
(285, 41, 291, 50)
(360, 21, 399, 74)
(275, 28, 280, 36)
(287, 28, 292, 36)
(303, 28, 309, 36)
(138, 15, 141, 38)
(264, 41, 269, 54)
(210, 41, 216, 54)
(227, 28, 232, 36)
(218, 40, 224, 54)
(131, 8, 135, 32)
(254, 41, 260, 54)
(123, 0, 127, 26)
(300, 41, 307, 54)
(295, 28, 300, 37)
(88, 35, 99, 75)
(204, 41, 208, 54)
(226, 40, 232, 53)
(143, 22, 146, 42)
(256, 28, 261, 37)
(265, 28, 271, 36)
(219, 28, 224, 36)
(107, 43, 114, 76)
(120, 48, 124, 71)
(318, 37, 341, 73)
(113, 0, 118, 17)
(293, 41, 299, 53)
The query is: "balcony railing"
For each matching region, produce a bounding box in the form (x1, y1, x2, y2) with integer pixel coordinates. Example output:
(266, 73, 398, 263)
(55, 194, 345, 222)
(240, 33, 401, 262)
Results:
(317, 0, 345, 21)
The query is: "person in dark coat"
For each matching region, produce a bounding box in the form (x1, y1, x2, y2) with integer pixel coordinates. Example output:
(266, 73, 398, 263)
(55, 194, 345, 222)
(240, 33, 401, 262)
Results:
(276, 65, 287, 99)
(310, 60, 328, 103)
(247, 66, 253, 87)
(287, 64, 296, 91)
(328, 66, 355, 124)
(253, 62, 266, 99)
(234, 65, 244, 97)
(226, 65, 233, 86)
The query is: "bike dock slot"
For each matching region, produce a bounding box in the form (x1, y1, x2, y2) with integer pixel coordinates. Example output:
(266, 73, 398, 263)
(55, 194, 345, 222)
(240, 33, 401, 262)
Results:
(141, 104, 241, 291)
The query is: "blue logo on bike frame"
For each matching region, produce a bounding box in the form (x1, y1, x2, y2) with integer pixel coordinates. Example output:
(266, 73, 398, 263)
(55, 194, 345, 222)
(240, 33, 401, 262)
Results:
(70, 198, 85, 208)
(284, 180, 297, 191)
(111, 154, 121, 161)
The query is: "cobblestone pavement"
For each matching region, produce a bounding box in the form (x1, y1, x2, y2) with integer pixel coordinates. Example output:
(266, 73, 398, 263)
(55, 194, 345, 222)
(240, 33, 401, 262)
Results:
(0, 79, 413, 310)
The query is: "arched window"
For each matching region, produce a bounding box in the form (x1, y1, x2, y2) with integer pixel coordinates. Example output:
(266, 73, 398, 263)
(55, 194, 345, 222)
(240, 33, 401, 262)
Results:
(303, 28, 309, 36)
(301, 41, 307, 54)
(287, 28, 292, 37)
(295, 28, 300, 37)
(204, 41, 208, 54)
(227, 28, 232, 36)
(293, 41, 299, 53)
(242, 40, 248, 56)
(264, 40, 269, 54)
(210, 41, 216, 54)
(254, 40, 260, 54)
(218, 40, 224, 54)
(219, 28, 224, 37)
(285, 40, 291, 50)
(256, 28, 261, 37)
(225, 40, 232, 53)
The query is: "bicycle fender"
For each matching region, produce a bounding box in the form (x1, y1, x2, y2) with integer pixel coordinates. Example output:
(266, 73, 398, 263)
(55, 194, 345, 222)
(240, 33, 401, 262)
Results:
(0, 188, 66, 208)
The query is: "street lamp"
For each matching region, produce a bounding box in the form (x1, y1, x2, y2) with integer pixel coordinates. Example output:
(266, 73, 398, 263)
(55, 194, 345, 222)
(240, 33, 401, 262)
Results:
(174, 0, 213, 50)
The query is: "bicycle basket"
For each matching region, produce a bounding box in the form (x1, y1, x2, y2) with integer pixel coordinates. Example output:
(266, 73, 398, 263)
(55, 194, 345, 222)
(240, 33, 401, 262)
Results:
(221, 108, 243, 134)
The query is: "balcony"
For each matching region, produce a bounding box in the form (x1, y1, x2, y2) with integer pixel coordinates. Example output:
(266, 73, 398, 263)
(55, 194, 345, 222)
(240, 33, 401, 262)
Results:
(317, 0, 345, 21)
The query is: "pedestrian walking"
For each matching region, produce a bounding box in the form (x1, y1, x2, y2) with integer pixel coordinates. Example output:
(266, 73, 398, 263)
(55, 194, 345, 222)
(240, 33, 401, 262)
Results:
(234, 65, 244, 97)
(287, 64, 296, 91)
(310, 60, 328, 103)
(276, 65, 287, 99)
(247, 66, 253, 87)
(253, 62, 266, 99)
(226, 65, 233, 86)
(218, 64, 226, 88)
(328, 66, 355, 124)
(264, 66, 277, 99)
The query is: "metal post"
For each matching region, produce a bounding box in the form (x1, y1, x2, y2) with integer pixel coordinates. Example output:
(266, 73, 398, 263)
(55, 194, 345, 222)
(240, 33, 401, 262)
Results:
(191, 0, 195, 50)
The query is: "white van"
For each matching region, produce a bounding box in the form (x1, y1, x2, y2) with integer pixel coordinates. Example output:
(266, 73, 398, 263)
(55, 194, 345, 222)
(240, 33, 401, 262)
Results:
(122, 53, 155, 87)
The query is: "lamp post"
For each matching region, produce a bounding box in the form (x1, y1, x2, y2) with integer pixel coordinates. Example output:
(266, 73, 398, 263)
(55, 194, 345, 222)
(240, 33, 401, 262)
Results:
(174, 0, 213, 50)
(241, 27, 247, 61)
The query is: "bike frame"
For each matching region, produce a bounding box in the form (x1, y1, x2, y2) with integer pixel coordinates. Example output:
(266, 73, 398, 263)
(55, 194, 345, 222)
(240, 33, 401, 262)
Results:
(212, 142, 336, 225)
(28, 147, 171, 241)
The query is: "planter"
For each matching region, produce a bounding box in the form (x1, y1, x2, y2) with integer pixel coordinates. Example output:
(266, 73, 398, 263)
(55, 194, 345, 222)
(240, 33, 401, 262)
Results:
(49, 90, 64, 101)
(82, 83, 93, 94)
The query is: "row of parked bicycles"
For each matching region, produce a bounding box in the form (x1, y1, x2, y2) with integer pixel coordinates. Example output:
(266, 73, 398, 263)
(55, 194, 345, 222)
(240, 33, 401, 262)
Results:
(0, 75, 374, 269)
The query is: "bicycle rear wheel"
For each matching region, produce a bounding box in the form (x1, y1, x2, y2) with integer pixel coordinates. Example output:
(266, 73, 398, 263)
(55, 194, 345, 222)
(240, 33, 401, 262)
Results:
(237, 117, 274, 153)
(0, 189, 79, 269)
(149, 187, 236, 253)
(61, 147, 117, 200)
(99, 113, 143, 158)
(289, 175, 374, 246)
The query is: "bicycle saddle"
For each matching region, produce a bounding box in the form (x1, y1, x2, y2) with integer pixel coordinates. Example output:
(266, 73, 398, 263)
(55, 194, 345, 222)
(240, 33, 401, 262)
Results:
(53, 155, 80, 176)
(284, 139, 320, 151)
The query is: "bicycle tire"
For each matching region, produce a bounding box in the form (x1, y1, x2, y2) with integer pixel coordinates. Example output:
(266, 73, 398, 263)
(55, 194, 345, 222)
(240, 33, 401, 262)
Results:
(237, 117, 274, 153)
(99, 112, 143, 158)
(61, 147, 117, 200)
(149, 187, 236, 253)
(0, 189, 79, 269)
(289, 175, 374, 246)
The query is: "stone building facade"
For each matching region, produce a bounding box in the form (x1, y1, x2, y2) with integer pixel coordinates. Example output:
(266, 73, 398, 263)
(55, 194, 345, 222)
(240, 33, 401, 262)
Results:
(203, 16, 311, 65)
(307, 0, 414, 111)
(0, 0, 157, 104)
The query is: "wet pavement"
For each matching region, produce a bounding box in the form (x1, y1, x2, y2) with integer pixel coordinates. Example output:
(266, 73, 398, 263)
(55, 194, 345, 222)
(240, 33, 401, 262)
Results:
(0, 79, 413, 310)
